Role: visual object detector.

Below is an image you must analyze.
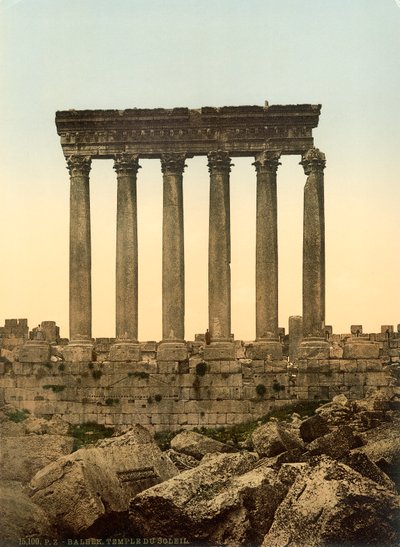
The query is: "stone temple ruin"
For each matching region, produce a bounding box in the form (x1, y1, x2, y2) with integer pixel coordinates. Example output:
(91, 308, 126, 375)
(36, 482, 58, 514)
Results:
(0, 102, 399, 430)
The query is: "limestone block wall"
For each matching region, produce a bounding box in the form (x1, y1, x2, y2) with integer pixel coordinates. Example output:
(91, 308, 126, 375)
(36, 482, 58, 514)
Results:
(0, 318, 29, 350)
(0, 346, 397, 432)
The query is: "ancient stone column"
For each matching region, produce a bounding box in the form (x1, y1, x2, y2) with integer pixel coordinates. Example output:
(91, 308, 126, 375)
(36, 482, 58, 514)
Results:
(299, 147, 329, 358)
(252, 151, 282, 359)
(67, 155, 92, 344)
(205, 150, 235, 360)
(158, 154, 187, 362)
(114, 154, 140, 340)
(250, 150, 282, 360)
(109, 153, 141, 362)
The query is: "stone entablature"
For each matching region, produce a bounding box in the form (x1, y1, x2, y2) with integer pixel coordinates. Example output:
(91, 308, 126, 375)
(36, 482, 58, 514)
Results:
(56, 104, 320, 157)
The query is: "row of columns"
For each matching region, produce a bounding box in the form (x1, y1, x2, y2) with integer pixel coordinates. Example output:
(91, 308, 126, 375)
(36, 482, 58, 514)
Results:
(66, 147, 327, 353)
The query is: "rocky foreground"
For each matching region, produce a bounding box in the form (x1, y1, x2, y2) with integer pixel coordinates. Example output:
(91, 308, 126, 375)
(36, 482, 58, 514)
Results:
(1, 390, 400, 546)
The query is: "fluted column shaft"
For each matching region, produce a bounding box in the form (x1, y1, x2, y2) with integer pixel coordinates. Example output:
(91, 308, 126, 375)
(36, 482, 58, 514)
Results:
(301, 147, 326, 338)
(161, 154, 186, 341)
(114, 154, 140, 341)
(254, 151, 280, 340)
(208, 150, 232, 341)
(67, 155, 92, 341)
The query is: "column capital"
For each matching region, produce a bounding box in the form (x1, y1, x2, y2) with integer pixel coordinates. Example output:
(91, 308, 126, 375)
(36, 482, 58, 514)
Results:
(207, 150, 233, 174)
(66, 155, 91, 177)
(300, 147, 326, 175)
(253, 150, 281, 174)
(160, 153, 186, 175)
(113, 153, 141, 176)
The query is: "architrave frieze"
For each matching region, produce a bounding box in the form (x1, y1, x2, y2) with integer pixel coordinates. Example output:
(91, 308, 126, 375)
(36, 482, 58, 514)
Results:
(56, 103, 320, 159)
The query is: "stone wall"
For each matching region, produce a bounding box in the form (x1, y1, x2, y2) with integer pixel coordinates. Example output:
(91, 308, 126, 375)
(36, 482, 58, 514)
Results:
(0, 318, 29, 350)
(0, 330, 398, 432)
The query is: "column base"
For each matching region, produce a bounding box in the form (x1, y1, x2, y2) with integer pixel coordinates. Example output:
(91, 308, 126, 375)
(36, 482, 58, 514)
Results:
(63, 339, 93, 362)
(109, 340, 141, 362)
(203, 341, 235, 361)
(19, 340, 51, 363)
(298, 337, 330, 359)
(157, 341, 188, 361)
(247, 340, 283, 360)
(343, 338, 380, 359)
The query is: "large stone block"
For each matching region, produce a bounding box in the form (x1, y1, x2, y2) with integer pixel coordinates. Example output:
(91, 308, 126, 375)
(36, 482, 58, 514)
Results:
(157, 343, 188, 362)
(343, 340, 380, 359)
(203, 343, 235, 361)
(263, 456, 400, 547)
(19, 341, 50, 363)
(63, 343, 93, 362)
(1, 434, 74, 483)
(298, 339, 330, 359)
(30, 426, 178, 536)
(329, 343, 343, 358)
(109, 342, 141, 362)
(247, 341, 283, 361)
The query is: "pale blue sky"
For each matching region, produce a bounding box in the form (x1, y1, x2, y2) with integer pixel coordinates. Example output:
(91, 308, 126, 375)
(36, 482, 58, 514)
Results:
(1, 0, 399, 339)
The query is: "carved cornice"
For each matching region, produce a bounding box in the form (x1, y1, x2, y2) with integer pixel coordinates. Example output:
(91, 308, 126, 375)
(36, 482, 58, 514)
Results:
(253, 150, 281, 174)
(66, 155, 91, 177)
(207, 150, 233, 174)
(113, 153, 141, 176)
(56, 103, 321, 158)
(301, 147, 326, 175)
(160, 153, 186, 175)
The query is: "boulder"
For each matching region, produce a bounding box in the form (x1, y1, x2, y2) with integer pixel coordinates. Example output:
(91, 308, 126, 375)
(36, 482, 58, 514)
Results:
(164, 449, 199, 471)
(341, 451, 397, 493)
(30, 425, 178, 536)
(262, 456, 400, 546)
(0, 434, 74, 483)
(0, 481, 53, 544)
(299, 413, 330, 442)
(170, 430, 237, 460)
(315, 394, 355, 426)
(307, 425, 363, 459)
(24, 414, 70, 435)
(130, 451, 287, 545)
(251, 420, 304, 458)
(358, 417, 400, 489)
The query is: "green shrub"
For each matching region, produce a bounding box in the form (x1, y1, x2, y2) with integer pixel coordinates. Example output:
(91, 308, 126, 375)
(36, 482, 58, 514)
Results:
(196, 362, 207, 376)
(6, 408, 30, 423)
(272, 380, 285, 392)
(105, 397, 120, 406)
(88, 362, 94, 370)
(154, 394, 162, 402)
(58, 363, 65, 372)
(68, 422, 115, 451)
(128, 371, 149, 379)
(42, 384, 66, 393)
(154, 429, 182, 451)
(256, 383, 267, 397)
(92, 370, 102, 380)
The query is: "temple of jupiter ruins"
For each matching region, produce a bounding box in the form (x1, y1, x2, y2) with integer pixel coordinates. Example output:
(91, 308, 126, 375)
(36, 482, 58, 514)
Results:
(55, 102, 328, 361)
(1, 101, 396, 430)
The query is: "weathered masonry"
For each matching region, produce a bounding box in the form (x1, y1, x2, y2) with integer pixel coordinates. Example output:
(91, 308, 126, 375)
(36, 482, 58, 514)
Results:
(56, 102, 328, 362)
